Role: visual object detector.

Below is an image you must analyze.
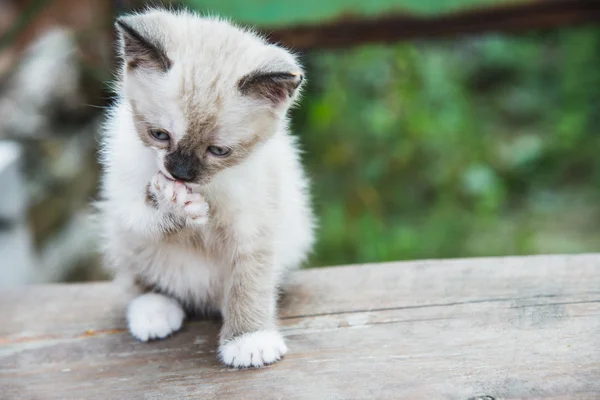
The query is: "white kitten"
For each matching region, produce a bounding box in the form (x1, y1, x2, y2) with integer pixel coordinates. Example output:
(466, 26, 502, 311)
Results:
(97, 8, 314, 368)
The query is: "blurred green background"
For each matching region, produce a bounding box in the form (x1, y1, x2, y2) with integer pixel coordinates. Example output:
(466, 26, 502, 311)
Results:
(298, 27, 600, 266)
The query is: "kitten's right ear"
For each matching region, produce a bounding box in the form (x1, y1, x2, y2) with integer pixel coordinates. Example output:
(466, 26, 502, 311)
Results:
(238, 71, 304, 105)
(115, 17, 172, 73)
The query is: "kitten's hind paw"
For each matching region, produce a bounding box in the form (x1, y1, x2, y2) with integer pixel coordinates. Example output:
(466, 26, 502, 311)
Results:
(127, 293, 185, 342)
(218, 330, 288, 368)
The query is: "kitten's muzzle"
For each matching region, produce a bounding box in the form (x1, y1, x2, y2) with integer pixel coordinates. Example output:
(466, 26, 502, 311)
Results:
(164, 150, 200, 182)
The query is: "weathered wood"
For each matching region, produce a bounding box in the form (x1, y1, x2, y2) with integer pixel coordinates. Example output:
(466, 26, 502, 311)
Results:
(186, 0, 600, 50)
(1, 254, 599, 399)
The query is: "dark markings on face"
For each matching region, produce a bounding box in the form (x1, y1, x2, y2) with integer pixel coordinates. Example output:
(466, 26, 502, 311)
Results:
(176, 115, 266, 185)
(178, 114, 218, 154)
(176, 131, 267, 186)
(215, 134, 264, 170)
(145, 184, 158, 208)
(116, 18, 172, 73)
(133, 92, 274, 186)
(238, 71, 303, 103)
(131, 101, 170, 150)
(165, 148, 201, 182)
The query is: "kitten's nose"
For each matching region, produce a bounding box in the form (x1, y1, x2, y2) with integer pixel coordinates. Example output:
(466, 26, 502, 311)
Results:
(164, 150, 199, 182)
(167, 164, 195, 182)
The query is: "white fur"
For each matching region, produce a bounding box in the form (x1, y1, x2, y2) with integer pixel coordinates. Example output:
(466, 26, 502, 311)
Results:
(100, 101, 313, 309)
(98, 9, 314, 367)
(218, 330, 288, 368)
(127, 293, 185, 341)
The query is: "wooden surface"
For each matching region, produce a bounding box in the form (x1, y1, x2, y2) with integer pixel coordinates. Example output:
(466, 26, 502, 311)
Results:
(185, 0, 600, 49)
(1, 254, 599, 399)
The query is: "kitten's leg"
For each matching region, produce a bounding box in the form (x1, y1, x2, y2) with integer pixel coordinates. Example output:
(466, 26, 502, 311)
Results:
(127, 292, 186, 341)
(108, 251, 187, 342)
(108, 174, 206, 342)
(218, 252, 287, 368)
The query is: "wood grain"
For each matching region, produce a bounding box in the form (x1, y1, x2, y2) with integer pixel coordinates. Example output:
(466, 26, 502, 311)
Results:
(1, 254, 599, 399)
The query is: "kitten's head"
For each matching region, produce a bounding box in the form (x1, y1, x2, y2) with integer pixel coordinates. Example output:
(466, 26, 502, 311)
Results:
(115, 9, 304, 186)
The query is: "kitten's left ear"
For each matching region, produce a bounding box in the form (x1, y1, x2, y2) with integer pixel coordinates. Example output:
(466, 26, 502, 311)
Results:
(238, 71, 304, 105)
(115, 16, 172, 73)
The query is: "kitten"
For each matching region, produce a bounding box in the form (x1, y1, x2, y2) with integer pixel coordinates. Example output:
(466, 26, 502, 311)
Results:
(97, 8, 314, 368)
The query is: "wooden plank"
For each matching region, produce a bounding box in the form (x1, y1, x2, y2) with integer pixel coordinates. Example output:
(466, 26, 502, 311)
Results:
(185, 0, 600, 49)
(1, 254, 599, 399)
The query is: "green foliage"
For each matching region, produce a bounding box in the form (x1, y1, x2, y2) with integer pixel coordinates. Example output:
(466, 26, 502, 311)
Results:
(294, 27, 600, 267)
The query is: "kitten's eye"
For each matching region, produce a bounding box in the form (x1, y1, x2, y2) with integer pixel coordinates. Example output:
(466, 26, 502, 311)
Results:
(208, 146, 231, 157)
(149, 129, 170, 142)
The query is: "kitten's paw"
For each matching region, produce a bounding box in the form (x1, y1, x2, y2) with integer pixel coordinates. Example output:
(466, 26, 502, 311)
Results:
(151, 172, 209, 224)
(218, 330, 288, 368)
(127, 293, 185, 342)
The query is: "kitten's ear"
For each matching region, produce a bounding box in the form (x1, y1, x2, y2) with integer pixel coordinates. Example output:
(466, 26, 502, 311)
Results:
(115, 17, 172, 73)
(238, 71, 304, 105)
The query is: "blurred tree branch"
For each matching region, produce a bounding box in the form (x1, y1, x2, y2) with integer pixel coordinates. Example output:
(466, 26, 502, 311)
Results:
(0, 0, 52, 53)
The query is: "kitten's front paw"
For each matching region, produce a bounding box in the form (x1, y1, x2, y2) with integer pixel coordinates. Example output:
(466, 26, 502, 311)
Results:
(218, 330, 288, 368)
(127, 293, 185, 342)
(151, 172, 209, 225)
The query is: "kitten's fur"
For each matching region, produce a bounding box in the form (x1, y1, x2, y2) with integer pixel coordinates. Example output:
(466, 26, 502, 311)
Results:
(98, 8, 314, 368)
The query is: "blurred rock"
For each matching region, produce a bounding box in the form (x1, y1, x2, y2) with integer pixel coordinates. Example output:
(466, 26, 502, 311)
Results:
(0, 0, 113, 77)
(0, 27, 81, 139)
(0, 141, 37, 287)
(0, 141, 26, 220)
(0, 1, 113, 284)
(0, 222, 38, 287)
